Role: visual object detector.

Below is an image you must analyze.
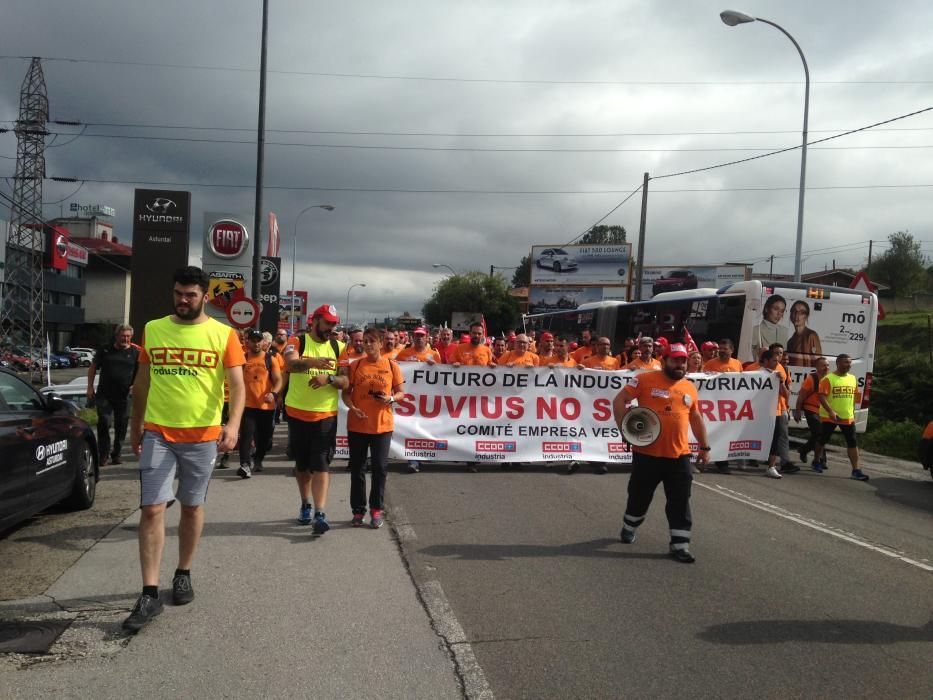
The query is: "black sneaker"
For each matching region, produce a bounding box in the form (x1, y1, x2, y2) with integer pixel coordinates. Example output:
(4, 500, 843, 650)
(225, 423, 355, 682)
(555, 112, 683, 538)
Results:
(670, 546, 696, 564)
(172, 572, 194, 605)
(217, 453, 230, 469)
(596, 463, 609, 474)
(237, 464, 252, 479)
(716, 462, 731, 474)
(254, 460, 264, 473)
(122, 594, 164, 632)
(110, 453, 123, 465)
(798, 447, 808, 463)
(620, 528, 636, 544)
(312, 512, 331, 535)
(781, 463, 801, 474)
(566, 462, 580, 475)
(467, 462, 479, 473)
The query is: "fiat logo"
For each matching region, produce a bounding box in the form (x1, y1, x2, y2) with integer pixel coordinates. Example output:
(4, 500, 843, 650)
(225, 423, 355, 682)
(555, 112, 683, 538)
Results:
(208, 219, 249, 259)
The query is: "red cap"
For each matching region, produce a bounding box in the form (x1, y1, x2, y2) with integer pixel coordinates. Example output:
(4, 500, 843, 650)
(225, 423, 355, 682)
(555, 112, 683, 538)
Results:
(413, 326, 428, 335)
(539, 331, 554, 341)
(667, 343, 689, 359)
(654, 337, 670, 349)
(460, 334, 470, 342)
(310, 304, 339, 323)
(701, 340, 718, 350)
(569, 342, 578, 350)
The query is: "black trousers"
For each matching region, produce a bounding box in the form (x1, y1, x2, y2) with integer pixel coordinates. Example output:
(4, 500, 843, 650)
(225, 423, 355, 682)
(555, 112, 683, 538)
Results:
(348, 431, 392, 513)
(801, 410, 822, 456)
(622, 453, 693, 548)
(240, 407, 275, 466)
(96, 395, 129, 460)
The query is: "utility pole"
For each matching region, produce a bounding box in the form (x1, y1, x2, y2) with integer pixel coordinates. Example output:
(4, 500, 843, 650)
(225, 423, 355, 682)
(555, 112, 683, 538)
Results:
(867, 239, 873, 277)
(1, 58, 48, 384)
(769, 255, 774, 277)
(634, 172, 649, 301)
(251, 0, 270, 327)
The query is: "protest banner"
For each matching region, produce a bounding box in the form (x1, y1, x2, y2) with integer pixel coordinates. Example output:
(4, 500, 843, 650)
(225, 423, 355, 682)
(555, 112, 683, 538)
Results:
(331, 366, 779, 463)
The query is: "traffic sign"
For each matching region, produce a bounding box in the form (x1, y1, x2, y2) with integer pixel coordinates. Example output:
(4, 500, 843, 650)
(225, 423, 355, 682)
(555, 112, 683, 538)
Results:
(226, 297, 260, 328)
(849, 270, 885, 319)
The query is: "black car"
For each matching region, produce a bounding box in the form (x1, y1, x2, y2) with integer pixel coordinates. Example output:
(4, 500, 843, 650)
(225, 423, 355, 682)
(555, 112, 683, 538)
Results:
(0, 368, 99, 533)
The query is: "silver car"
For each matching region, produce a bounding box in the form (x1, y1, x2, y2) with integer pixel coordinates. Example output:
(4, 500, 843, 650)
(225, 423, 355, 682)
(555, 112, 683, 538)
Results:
(536, 248, 578, 273)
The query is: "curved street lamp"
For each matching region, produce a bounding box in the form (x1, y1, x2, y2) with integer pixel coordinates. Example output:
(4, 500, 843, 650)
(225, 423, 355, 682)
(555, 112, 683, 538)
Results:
(291, 204, 335, 334)
(345, 283, 366, 328)
(432, 263, 458, 276)
(721, 9, 809, 282)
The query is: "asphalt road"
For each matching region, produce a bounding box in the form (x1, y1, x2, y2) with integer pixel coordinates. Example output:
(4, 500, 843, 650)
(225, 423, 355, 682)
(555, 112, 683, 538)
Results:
(389, 457, 933, 699)
(3, 396, 931, 698)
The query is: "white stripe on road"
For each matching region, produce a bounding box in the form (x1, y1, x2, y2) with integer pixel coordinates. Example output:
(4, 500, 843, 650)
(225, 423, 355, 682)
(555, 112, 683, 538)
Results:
(694, 481, 933, 573)
(420, 579, 495, 700)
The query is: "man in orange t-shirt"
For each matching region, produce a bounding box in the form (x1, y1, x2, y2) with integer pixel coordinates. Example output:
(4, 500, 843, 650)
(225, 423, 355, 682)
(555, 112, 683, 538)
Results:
(342, 328, 405, 528)
(543, 336, 577, 368)
(572, 328, 596, 364)
(238, 329, 283, 478)
(498, 334, 539, 367)
(582, 337, 622, 371)
(450, 322, 494, 367)
(702, 339, 743, 373)
(794, 356, 829, 469)
(613, 343, 710, 564)
(381, 328, 402, 360)
(396, 326, 440, 474)
(536, 332, 555, 363)
(761, 349, 793, 479)
(340, 326, 366, 364)
(625, 337, 661, 371)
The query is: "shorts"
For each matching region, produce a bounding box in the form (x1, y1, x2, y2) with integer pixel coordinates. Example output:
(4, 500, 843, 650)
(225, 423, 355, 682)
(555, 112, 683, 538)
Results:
(818, 422, 857, 449)
(138, 430, 217, 507)
(289, 415, 337, 473)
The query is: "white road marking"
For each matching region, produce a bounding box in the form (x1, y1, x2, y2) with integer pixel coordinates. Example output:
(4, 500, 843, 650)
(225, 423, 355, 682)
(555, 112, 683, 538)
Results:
(694, 481, 933, 573)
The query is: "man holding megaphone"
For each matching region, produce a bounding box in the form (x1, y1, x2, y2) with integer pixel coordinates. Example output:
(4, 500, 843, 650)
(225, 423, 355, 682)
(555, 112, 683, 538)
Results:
(612, 343, 711, 563)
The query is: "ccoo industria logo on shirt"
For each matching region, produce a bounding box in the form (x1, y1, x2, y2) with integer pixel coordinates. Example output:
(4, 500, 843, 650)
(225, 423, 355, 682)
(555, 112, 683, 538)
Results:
(149, 347, 219, 377)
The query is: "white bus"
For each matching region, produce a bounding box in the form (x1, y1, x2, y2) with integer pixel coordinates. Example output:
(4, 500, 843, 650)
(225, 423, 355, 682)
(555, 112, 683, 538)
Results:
(524, 280, 879, 431)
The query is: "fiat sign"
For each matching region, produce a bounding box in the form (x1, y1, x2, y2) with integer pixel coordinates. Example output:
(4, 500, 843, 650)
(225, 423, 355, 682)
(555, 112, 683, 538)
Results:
(208, 219, 249, 259)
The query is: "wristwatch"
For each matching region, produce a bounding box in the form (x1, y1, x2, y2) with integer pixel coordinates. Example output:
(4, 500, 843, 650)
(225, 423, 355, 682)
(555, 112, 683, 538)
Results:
(699, 446, 711, 452)
(327, 375, 334, 385)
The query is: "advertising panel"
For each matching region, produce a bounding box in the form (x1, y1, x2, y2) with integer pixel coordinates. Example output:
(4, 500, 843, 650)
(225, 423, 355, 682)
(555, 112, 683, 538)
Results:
(259, 256, 281, 332)
(530, 244, 632, 286)
(130, 189, 191, 333)
(201, 212, 253, 324)
(280, 290, 308, 331)
(527, 286, 604, 314)
(639, 265, 749, 301)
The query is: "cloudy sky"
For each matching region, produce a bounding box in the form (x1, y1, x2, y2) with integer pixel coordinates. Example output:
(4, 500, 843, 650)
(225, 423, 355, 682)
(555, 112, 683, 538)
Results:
(2, 0, 933, 324)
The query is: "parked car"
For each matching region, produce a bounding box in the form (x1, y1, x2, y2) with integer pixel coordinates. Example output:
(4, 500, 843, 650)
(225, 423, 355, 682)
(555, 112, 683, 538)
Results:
(0, 368, 99, 532)
(56, 350, 80, 368)
(63, 348, 94, 367)
(41, 376, 99, 411)
(652, 269, 699, 296)
(536, 248, 579, 274)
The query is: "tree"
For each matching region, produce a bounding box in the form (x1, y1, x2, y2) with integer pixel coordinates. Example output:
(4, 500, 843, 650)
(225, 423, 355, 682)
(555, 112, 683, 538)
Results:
(422, 271, 520, 335)
(870, 231, 928, 297)
(577, 224, 627, 245)
(511, 254, 531, 287)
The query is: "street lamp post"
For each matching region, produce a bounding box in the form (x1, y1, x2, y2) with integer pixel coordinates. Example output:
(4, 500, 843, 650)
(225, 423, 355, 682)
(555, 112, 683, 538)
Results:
(721, 9, 809, 282)
(432, 263, 457, 276)
(345, 283, 366, 327)
(290, 204, 335, 334)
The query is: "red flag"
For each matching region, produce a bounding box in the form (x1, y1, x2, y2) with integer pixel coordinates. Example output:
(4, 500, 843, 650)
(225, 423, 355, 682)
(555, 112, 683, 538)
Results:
(266, 212, 280, 256)
(682, 325, 699, 353)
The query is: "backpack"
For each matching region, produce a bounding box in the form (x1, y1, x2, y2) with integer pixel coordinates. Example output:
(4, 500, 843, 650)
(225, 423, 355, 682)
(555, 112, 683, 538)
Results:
(297, 335, 341, 364)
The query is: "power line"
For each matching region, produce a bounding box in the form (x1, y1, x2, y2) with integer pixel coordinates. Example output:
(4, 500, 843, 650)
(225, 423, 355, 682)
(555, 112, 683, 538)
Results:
(566, 185, 644, 244)
(16, 130, 933, 154)
(13, 118, 933, 139)
(2, 54, 932, 86)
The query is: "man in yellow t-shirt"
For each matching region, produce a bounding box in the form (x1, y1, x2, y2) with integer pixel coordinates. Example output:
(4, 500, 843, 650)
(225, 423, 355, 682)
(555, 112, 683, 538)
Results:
(812, 354, 869, 481)
(125, 266, 245, 633)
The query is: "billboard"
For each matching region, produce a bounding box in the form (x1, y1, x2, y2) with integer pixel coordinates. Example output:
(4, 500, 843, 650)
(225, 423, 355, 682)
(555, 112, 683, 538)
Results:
(280, 290, 308, 331)
(639, 265, 749, 301)
(129, 189, 191, 333)
(528, 287, 604, 314)
(259, 256, 281, 332)
(530, 244, 632, 286)
(201, 212, 254, 324)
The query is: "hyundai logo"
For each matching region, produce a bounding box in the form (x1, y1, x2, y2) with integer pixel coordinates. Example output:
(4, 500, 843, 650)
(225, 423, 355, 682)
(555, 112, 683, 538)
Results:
(146, 198, 176, 214)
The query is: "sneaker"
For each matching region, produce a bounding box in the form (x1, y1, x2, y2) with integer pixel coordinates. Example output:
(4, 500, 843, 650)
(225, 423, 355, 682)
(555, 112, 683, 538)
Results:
(406, 461, 420, 473)
(370, 509, 384, 529)
(99, 455, 110, 467)
(781, 463, 801, 474)
(566, 462, 580, 475)
(253, 460, 264, 473)
(798, 446, 808, 463)
(811, 461, 824, 473)
(110, 453, 123, 465)
(351, 512, 365, 527)
(596, 463, 609, 474)
(850, 469, 870, 481)
(298, 502, 313, 524)
(467, 462, 479, 473)
(670, 546, 696, 564)
(312, 512, 331, 534)
(716, 462, 732, 474)
(620, 528, 636, 544)
(172, 573, 194, 605)
(217, 453, 230, 469)
(237, 464, 252, 479)
(122, 594, 164, 633)
(765, 466, 783, 479)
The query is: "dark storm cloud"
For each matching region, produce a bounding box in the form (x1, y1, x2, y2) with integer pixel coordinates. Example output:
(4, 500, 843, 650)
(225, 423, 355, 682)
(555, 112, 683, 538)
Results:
(3, 0, 933, 321)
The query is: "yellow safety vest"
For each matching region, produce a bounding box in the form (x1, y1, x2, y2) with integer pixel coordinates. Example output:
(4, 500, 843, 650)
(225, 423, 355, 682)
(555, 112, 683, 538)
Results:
(143, 316, 231, 428)
(819, 372, 857, 422)
(285, 334, 345, 414)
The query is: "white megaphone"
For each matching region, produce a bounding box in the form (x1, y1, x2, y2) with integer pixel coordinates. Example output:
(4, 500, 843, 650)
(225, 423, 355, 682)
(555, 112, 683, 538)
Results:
(619, 406, 662, 447)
